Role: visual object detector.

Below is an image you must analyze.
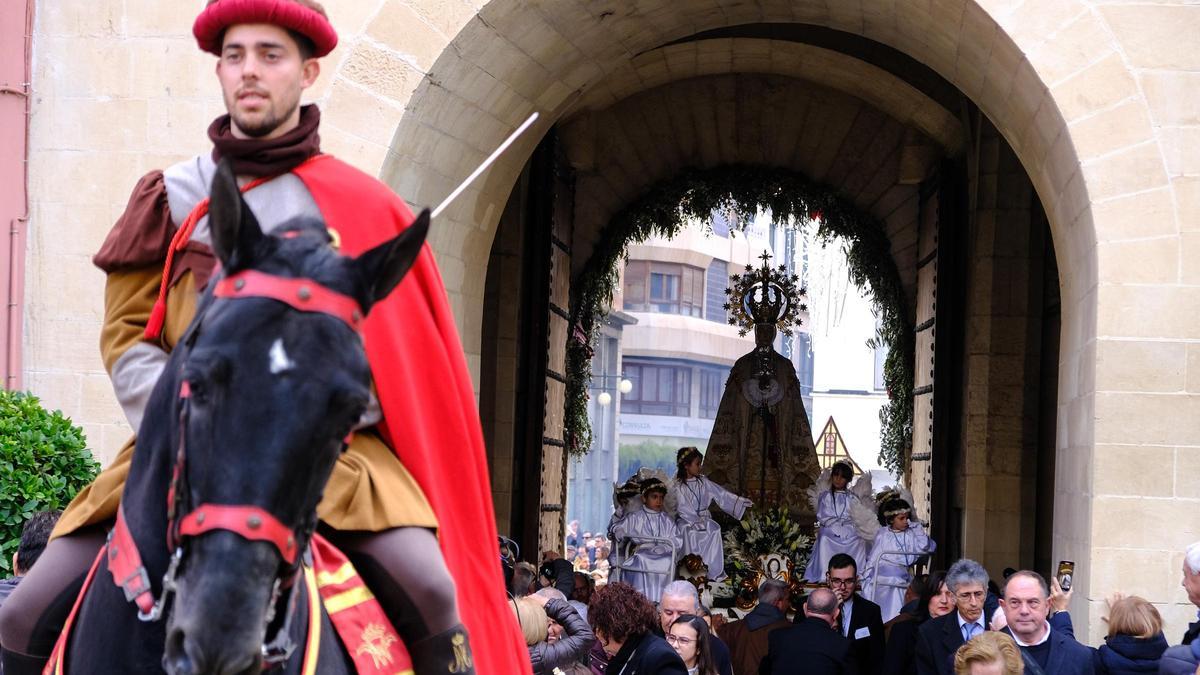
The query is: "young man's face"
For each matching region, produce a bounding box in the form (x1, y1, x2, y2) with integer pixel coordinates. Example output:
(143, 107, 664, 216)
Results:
(216, 23, 319, 140)
(827, 565, 857, 603)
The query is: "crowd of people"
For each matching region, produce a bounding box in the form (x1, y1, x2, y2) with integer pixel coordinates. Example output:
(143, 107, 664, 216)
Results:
(503, 536, 1200, 675)
(566, 522, 615, 582)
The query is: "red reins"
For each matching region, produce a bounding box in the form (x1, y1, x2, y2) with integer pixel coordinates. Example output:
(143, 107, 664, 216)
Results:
(108, 266, 364, 632)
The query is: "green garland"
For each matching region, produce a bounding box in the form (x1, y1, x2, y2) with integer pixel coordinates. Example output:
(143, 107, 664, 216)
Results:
(565, 165, 913, 474)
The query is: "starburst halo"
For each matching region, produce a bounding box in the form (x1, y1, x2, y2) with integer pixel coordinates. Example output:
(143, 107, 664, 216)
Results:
(723, 251, 808, 337)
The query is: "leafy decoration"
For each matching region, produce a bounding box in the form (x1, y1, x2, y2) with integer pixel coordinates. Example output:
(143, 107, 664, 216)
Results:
(0, 390, 100, 573)
(722, 506, 813, 595)
(565, 164, 913, 475)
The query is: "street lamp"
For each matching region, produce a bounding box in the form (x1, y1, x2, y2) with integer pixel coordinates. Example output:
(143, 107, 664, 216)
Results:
(592, 374, 633, 406)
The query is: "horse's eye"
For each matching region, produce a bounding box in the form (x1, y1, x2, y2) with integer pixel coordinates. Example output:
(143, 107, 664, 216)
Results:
(186, 379, 209, 403)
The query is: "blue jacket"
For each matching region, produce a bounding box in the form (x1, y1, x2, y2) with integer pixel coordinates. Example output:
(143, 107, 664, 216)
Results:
(1093, 634, 1168, 675)
(1157, 642, 1199, 675)
(1005, 624, 1095, 675)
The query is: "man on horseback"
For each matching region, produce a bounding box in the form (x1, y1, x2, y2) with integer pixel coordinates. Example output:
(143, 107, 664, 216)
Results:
(0, 1, 525, 673)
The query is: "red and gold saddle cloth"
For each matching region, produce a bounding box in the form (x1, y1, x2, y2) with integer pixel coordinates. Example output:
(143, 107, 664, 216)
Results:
(45, 533, 413, 675)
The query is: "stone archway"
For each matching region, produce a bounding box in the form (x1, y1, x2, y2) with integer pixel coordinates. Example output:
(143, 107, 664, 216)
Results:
(310, 0, 1200, 639)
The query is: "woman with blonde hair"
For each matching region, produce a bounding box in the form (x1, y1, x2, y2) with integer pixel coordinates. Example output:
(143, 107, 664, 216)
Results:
(1095, 595, 1167, 675)
(510, 593, 596, 675)
(953, 631, 1024, 675)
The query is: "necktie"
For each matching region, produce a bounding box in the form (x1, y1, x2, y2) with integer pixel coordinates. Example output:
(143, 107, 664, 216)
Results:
(842, 607, 850, 636)
(962, 622, 980, 641)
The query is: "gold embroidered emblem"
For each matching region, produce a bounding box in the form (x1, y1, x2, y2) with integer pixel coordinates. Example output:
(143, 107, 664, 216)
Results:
(447, 632, 472, 673)
(355, 623, 398, 668)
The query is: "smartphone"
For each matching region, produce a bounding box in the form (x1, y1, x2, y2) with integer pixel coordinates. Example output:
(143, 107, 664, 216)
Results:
(1056, 560, 1075, 592)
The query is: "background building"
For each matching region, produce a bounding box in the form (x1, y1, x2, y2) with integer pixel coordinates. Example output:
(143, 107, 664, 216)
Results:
(807, 232, 894, 483)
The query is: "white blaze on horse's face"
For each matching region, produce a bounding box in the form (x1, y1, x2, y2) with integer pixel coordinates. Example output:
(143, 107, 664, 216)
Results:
(268, 337, 296, 375)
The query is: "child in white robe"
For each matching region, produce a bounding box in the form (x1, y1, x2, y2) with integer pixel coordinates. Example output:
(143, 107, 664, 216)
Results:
(670, 446, 752, 581)
(609, 478, 682, 601)
(803, 461, 874, 581)
(860, 495, 936, 621)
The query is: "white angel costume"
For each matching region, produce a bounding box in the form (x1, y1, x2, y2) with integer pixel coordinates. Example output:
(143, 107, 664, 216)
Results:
(670, 475, 751, 581)
(609, 504, 682, 602)
(802, 469, 877, 581)
(860, 521, 936, 621)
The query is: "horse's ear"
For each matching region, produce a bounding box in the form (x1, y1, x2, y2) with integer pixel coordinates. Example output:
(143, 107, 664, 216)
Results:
(208, 158, 263, 268)
(353, 208, 429, 308)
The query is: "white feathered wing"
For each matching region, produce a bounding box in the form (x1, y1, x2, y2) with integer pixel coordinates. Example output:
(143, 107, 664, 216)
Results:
(849, 472, 879, 542)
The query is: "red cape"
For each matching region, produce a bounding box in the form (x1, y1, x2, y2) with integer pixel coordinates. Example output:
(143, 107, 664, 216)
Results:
(295, 156, 530, 675)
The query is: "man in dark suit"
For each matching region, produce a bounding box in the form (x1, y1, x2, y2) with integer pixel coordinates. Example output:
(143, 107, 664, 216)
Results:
(822, 553, 885, 675)
(916, 558, 991, 675)
(761, 588, 853, 675)
(1001, 570, 1094, 675)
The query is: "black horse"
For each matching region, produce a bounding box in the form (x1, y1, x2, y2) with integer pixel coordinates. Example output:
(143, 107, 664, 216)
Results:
(61, 159, 429, 674)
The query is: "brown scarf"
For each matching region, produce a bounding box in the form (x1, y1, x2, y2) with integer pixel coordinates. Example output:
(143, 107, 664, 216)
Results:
(208, 104, 322, 177)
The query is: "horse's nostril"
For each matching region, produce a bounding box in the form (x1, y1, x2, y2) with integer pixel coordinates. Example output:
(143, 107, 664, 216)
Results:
(164, 628, 199, 675)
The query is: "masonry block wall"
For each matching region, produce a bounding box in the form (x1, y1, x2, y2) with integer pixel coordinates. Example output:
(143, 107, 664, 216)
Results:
(958, 122, 1048, 577)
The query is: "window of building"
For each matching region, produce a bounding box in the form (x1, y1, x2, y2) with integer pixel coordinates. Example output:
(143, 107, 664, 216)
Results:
(699, 368, 724, 419)
(623, 261, 705, 317)
(623, 361, 691, 416)
(705, 259, 728, 323)
(710, 209, 732, 237)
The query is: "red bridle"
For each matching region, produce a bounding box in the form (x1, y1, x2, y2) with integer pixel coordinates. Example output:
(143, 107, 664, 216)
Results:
(108, 267, 364, 639)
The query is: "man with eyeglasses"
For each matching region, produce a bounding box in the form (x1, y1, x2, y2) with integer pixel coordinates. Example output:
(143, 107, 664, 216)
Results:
(1000, 571, 1093, 675)
(915, 560, 1075, 675)
(801, 554, 884, 675)
(915, 558, 992, 675)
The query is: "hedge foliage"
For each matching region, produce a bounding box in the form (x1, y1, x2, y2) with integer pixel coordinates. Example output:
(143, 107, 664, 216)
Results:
(0, 390, 100, 574)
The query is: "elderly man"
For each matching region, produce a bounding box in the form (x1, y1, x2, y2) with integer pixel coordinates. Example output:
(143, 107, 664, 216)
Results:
(1000, 571, 1093, 675)
(760, 588, 854, 675)
(1158, 541, 1200, 675)
(1182, 541, 1200, 646)
(658, 581, 733, 675)
(722, 579, 792, 675)
(916, 559, 992, 675)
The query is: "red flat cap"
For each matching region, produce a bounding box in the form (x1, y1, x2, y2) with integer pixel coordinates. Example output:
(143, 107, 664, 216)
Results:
(193, 0, 338, 57)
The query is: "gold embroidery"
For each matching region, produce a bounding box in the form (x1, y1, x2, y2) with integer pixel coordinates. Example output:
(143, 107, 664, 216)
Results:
(354, 623, 398, 668)
(447, 632, 472, 673)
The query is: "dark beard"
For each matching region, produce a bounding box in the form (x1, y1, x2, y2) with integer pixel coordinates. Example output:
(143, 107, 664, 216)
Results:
(231, 101, 297, 138)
